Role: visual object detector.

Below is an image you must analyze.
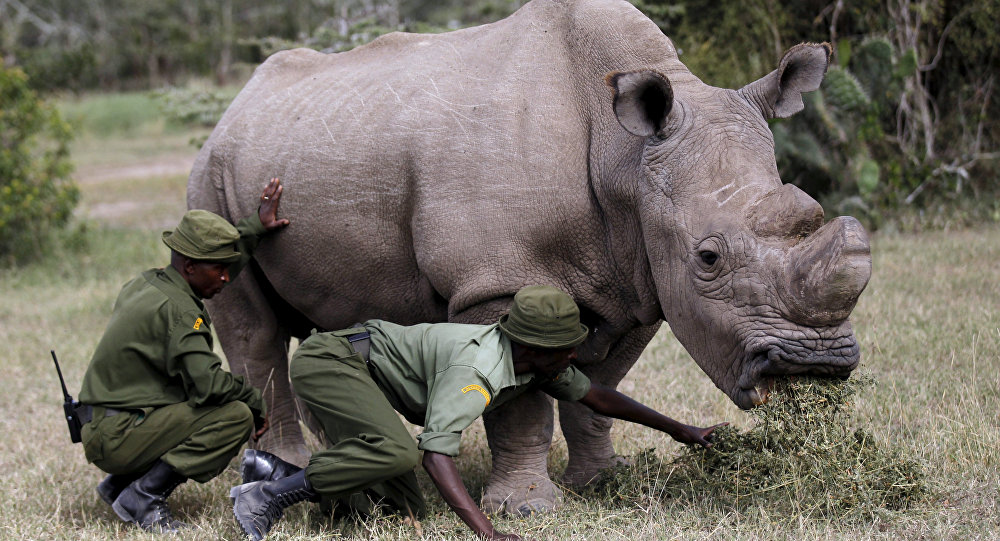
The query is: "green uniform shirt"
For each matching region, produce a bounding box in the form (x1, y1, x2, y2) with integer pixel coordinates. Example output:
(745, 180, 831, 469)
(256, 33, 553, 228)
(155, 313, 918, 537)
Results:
(364, 320, 592, 457)
(79, 215, 267, 418)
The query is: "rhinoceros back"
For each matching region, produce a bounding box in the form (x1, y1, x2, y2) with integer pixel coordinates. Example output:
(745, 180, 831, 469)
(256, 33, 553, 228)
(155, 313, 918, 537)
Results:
(187, 0, 685, 329)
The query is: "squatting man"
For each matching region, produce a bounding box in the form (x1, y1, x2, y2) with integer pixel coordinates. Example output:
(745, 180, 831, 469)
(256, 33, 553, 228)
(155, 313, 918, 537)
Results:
(77, 178, 289, 532)
(231, 285, 726, 540)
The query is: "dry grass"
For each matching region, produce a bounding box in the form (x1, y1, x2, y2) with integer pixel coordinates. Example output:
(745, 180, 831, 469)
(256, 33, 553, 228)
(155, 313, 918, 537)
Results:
(3, 214, 997, 539)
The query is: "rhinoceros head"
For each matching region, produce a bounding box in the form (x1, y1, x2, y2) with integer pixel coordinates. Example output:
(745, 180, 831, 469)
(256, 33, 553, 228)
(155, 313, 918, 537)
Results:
(608, 43, 871, 409)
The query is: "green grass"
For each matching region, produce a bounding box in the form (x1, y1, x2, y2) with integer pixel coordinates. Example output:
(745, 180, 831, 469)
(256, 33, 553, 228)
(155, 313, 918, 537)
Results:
(55, 90, 213, 174)
(2, 214, 998, 539)
(57, 91, 165, 136)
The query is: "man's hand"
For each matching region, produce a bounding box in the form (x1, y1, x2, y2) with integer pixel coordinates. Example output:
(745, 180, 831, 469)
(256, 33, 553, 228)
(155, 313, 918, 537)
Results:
(258, 177, 290, 231)
(579, 383, 728, 449)
(674, 422, 728, 448)
(252, 415, 270, 441)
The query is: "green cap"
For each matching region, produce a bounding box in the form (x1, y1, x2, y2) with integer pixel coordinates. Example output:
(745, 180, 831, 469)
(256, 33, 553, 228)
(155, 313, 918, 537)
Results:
(498, 285, 589, 349)
(161, 209, 241, 263)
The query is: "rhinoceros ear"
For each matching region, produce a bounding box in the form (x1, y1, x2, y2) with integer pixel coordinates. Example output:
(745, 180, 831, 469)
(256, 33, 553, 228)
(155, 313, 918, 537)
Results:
(739, 42, 832, 119)
(606, 70, 673, 137)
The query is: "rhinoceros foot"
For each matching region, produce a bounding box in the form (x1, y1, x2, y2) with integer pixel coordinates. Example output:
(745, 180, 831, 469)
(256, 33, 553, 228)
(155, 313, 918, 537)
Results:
(481, 473, 563, 516)
(256, 441, 311, 469)
(562, 455, 629, 488)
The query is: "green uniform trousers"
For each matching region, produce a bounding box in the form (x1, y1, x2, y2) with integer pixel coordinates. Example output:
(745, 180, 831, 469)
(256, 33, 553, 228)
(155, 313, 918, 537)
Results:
(81, 400, 254, 483)
(290, 333, 425, 518)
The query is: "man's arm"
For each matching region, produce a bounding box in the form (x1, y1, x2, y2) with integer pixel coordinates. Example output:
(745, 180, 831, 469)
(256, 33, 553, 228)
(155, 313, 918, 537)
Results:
(577, 384, 726, 447)
(229, 177, 291, 280)
(166, 313, 267, 416)
(422, 452, 522, 541)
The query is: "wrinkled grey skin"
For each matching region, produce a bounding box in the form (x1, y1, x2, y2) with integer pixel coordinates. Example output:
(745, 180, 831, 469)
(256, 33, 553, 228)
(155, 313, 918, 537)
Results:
(187, 0, 871, 516)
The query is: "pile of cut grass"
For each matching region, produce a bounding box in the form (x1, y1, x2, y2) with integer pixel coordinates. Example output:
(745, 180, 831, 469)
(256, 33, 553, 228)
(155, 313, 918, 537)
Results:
(588, 375, 930, 521)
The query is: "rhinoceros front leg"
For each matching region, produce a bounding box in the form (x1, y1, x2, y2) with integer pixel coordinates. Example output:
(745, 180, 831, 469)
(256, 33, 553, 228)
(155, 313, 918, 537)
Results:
(453, 299, 562, 516)
(560, 323, 660, 487)
(480, 390, 560, 516)
(207, 266, 310, 467)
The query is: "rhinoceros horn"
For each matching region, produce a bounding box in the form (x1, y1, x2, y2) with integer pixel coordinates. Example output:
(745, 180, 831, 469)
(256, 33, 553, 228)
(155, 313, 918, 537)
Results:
(749, 183, 871, 327)
(781, 215, 871, 327)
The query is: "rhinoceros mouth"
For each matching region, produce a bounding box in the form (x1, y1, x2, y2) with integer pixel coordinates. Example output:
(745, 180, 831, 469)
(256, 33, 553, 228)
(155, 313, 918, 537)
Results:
(733, 334, 860, 409)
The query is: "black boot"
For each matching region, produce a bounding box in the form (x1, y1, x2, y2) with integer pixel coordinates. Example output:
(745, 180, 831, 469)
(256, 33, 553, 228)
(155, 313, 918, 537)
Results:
(111, 460, 189, 533)
(239, 449, 303, 484)
(231, 470, 317, 541)
(96, 472, 142, 506)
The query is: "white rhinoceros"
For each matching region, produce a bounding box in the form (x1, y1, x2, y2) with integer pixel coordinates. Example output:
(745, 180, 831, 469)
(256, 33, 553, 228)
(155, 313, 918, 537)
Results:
(187, 0, 871, 515)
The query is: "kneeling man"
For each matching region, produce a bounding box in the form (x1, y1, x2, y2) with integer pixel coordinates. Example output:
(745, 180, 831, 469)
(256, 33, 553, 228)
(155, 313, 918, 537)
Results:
(79, 179, 289, 532)
(232, 285, 725, 540)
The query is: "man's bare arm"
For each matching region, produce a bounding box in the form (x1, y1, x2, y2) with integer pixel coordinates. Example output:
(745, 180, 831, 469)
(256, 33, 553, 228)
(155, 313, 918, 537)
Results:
(422, 451, 522, 540)
(578, 384, 726, 447)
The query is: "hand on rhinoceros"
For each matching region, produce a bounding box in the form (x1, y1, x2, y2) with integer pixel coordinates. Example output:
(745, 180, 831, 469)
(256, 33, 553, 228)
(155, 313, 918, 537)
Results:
(257, 177, 290, 231)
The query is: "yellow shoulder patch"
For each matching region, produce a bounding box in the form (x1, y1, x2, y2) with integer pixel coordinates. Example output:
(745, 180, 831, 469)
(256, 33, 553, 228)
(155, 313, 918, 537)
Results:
(461, 384, 491, 406)
(193, 317, 203, 330)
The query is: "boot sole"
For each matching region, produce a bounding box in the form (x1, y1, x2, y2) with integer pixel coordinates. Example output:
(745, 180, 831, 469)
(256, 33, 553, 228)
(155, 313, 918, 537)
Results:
(231, 484, 265, 541)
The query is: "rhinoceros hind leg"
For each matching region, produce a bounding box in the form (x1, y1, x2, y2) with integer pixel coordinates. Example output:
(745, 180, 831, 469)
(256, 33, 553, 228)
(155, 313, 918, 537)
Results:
(207, 263, 311, 468)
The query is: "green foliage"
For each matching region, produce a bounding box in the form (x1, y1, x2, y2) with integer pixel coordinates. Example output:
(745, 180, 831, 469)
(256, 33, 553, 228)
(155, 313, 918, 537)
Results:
(0, 66, 78, 264)
(587, 376, 930, 520)
(769, 35, 917, 226)
(17, 43, 98, 93)
(824, 66, 870, 112)
(151, 86, 238, 147)
(151, 87, 235, 148)
(152, 87, 235, 128)
(635, 0, 792, 89)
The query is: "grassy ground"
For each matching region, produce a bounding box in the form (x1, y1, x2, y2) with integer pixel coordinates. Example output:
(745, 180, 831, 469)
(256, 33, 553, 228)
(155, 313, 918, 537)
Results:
(1, 93, 997, 539)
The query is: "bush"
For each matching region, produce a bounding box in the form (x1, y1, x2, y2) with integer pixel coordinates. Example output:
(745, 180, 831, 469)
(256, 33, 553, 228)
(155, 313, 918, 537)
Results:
(152, 86, 235, 129)
(0, 66, 78, 264)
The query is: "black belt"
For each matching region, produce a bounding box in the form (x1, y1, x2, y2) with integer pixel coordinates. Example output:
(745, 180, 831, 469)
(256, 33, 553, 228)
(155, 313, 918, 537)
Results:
(77, 405, 125, 425)
(348, 331, 371, 361)
(347, 330, 380, 380)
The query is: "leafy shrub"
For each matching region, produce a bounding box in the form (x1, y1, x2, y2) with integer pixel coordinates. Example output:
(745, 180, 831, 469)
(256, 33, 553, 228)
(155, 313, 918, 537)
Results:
(153, 86, 234, 128)
(151, 86, 238, 148)
(0, 66, 78, 264)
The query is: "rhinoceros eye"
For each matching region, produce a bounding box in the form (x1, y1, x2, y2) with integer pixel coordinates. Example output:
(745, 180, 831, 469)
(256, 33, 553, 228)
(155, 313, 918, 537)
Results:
(699, 250, 719, 266)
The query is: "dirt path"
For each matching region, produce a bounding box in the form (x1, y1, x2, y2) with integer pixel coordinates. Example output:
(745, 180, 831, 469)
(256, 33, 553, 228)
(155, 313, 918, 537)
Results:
(73, 153, 196, 230)
(73, 154, 196, 185)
